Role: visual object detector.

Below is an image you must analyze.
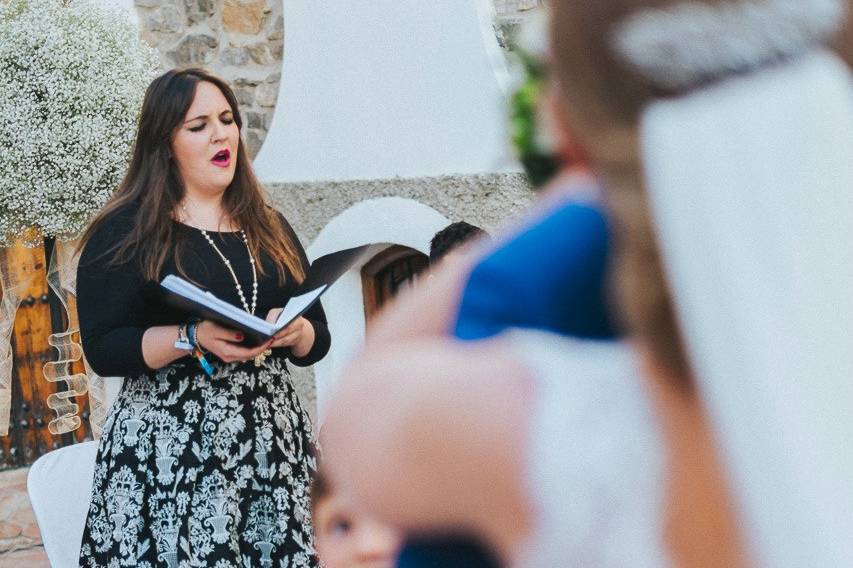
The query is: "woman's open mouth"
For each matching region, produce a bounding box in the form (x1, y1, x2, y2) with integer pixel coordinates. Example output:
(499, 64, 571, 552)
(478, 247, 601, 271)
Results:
(211, 148, 231, 168)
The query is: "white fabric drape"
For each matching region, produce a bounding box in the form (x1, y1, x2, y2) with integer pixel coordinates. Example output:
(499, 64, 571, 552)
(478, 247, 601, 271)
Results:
(640, 51, 853, 566)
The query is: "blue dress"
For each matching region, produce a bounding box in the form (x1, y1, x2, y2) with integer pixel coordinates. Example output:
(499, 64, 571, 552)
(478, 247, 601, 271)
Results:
(453, 189, 615, 341)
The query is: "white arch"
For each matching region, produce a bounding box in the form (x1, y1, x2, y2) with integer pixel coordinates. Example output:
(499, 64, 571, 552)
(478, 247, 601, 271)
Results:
(253, 0, 518, 182)
(307, 197, 450, 423)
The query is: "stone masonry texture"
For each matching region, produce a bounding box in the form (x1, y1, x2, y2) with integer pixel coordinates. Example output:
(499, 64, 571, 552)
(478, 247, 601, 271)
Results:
(0, 468, 48, 566)
(135, 0, 283, 158)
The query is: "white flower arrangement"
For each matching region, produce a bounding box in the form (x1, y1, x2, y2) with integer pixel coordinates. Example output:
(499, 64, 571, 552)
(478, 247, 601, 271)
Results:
(0, 0, 159, 246)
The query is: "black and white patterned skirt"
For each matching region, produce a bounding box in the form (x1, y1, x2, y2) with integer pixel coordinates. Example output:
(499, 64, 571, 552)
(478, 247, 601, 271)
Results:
(79, 355, 320, 568)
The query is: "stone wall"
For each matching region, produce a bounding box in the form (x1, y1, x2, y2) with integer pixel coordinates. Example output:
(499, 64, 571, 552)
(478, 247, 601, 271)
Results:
(267, 173, 532, 244)
(134, 0, 283, 158)
(0, 468, 48, 566)
(493, 0, 543, 15)
(493, 0, 544, 48)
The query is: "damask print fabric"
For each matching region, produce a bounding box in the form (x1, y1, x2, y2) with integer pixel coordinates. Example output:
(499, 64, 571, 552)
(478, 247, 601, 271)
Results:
(79, 355, 320, 568)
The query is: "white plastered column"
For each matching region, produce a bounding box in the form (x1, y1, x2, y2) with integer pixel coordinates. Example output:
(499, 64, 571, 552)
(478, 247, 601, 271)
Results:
(253, 0, 516, 182)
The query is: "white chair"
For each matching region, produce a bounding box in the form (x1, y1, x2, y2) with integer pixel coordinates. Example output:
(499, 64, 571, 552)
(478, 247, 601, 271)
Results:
(27, 440, 99, 568)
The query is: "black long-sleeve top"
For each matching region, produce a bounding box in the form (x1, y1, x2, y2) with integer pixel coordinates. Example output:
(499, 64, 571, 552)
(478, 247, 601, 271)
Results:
(76, 205, 331, 377)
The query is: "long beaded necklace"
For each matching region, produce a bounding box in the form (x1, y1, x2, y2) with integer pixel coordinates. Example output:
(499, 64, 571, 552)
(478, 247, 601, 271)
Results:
(200, 229, 258, 314)
(180, 203, 270, 366)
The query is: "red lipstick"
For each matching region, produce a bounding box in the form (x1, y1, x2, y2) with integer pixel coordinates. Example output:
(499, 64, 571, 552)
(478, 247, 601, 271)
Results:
(211, 148, 231, 167)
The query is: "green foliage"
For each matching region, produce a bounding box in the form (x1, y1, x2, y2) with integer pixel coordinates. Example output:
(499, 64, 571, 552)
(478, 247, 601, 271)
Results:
(507, 26, 560, 190)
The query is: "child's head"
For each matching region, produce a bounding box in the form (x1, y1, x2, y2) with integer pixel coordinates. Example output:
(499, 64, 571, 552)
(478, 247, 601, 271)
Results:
(312, 469, 402, 568)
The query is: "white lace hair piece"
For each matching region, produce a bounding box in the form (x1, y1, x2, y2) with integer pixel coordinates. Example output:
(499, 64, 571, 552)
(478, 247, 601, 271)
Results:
(611, 0, 846, 90)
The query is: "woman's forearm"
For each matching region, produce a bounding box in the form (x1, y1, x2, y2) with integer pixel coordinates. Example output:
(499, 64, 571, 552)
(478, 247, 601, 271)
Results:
(142, 325, 191, 370)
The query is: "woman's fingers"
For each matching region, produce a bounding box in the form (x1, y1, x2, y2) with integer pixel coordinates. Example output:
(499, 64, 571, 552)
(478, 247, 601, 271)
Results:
(273, 318, 305, 341)
(272, 332, 300, 347)
(204, 321, 245, 343)
(197, 321, 276, 362)
(210, 337, 272, 362)
(274, 326, 298, 341)
(227, 341, 273, 359)
(277, 318, 302, 335)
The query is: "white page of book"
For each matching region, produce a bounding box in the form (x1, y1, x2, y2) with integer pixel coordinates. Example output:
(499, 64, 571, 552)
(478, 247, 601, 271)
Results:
(275, 285, 328, 329)
(162, 275, 273, 334)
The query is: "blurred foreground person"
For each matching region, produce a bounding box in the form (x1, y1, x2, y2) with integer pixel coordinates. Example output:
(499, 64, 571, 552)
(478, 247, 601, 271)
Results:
(312, 469, 402, 568)
(325, 1, 853, 568)
(394, 168, 612, 568)
(345, 15, 620, 568)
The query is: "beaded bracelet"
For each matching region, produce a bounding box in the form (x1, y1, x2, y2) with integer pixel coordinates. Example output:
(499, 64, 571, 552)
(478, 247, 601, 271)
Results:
(186, 321, 214, 377)
(186, 322, 198, 349)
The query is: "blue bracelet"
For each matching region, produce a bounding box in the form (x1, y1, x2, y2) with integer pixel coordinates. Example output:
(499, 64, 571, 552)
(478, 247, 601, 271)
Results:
(186, 321, 214, 377)
(194, 350, 215, 377)
(187, 322, 198, 348)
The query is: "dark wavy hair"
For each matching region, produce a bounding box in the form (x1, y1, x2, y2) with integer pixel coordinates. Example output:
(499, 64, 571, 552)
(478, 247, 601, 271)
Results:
(78, 68, 304, 285)
(429, 221, 489, 265)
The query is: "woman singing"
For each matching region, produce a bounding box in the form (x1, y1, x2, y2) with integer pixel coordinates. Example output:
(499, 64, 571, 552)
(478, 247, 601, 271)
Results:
(76, 68, 329, 567)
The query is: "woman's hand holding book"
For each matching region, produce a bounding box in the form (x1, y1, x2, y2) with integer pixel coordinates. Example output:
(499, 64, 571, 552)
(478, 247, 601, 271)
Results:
(265, 310, 315, 357)
(196, 320, 274, 363)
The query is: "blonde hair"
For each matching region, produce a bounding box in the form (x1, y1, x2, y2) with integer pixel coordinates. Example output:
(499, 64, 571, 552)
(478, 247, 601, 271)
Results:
(548, 0, 852, 382)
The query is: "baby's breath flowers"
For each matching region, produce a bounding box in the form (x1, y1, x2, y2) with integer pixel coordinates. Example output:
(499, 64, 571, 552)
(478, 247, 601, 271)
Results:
(0, 0, 158, 246)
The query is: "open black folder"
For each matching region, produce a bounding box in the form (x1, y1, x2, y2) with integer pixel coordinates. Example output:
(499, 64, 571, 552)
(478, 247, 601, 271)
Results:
(160, 244, 379, 346)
